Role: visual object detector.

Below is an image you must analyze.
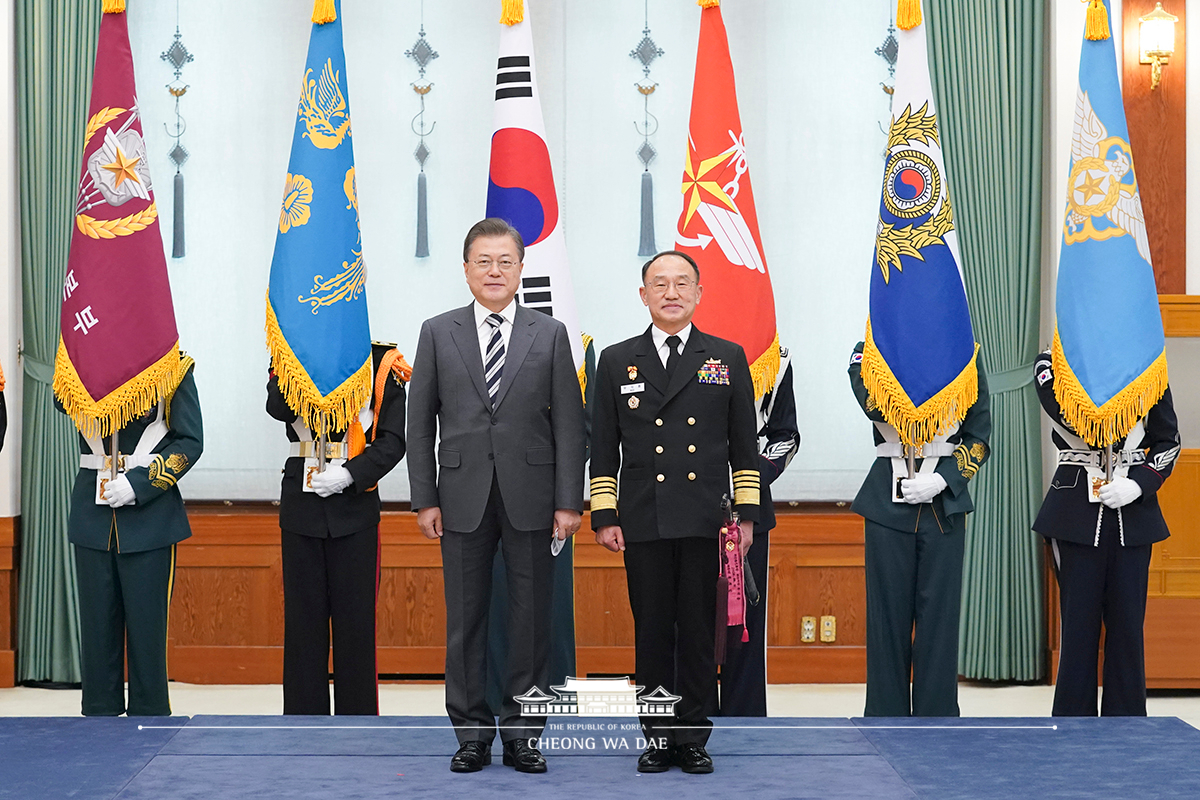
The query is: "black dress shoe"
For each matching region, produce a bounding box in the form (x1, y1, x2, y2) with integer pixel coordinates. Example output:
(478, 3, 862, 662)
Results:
(502, 739, 548, 773)
(637, 744, 673, 773)
(450, 741, 492, 773)
(674, 742, 714, 774)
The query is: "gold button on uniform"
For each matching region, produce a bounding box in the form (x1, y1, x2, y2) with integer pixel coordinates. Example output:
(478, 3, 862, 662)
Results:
(657, 474, 665, 482)
(688, 445, 696, 453)
(655, 418, 663, 427)
(688, 417, 696, 425)
(688, 472, 696, 481)
(656, 446, 663, 454)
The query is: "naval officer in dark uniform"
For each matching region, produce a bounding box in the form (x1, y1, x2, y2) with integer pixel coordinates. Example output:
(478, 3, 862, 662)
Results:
(848, 341, 990, 717)
(717, 347, 799, 717)
(267, 341, 408, 715)
(591, 250, 760, 774)
(1032, 350, 1179, 716)
(62, 350, 202, 716)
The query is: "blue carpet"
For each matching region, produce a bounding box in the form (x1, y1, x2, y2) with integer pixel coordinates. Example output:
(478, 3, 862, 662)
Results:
(4, 715, 1199, 799)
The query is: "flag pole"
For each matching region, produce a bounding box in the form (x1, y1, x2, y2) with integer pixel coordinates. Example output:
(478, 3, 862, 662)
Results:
(110, 430, 120, 482)
(1105, 443, 1114, 483)
(317, 417, 328, 474)
(905, 445, 916, 480)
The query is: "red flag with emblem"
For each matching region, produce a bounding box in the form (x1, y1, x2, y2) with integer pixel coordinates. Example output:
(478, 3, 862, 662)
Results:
(54, 1, 183, 439)
(675, 0, 779, 399)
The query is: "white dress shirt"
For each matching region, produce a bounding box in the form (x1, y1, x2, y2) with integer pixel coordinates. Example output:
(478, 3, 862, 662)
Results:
(650, 323, 692, 368)
(474, 298, 517, 364)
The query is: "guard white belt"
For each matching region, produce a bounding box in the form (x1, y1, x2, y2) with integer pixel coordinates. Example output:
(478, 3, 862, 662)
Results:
(288, 441, 350, 460)
(1057, 449, 1145, 469)
(875, 443, 956, 459)
(80, 454, 156, 471)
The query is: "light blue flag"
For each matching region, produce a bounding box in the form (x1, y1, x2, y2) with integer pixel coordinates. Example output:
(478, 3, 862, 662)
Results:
(1054, 0, 1167, 446)
(266, 0, 371, 433)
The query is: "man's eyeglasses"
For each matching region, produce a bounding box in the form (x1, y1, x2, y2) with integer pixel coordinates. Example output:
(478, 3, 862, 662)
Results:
(470, 259, 519, 272)
(645, 278, 697, 294)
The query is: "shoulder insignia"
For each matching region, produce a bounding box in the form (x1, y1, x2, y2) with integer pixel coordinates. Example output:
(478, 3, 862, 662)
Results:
(148, 455, 177, 491)
(1036, 368, 1052, 386)
(850, 352, 863, 365)
(166, 453, 189, 475)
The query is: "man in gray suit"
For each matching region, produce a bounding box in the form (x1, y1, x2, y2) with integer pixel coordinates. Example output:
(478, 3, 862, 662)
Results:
(408, 218, 585, 775)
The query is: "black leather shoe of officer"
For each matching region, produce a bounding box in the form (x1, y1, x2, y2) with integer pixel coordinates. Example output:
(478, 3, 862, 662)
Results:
(637, 744, 673, 773)
(674, 742, 714, 774)
(502, 739, 548, 773)
(450, 741, 492, 773)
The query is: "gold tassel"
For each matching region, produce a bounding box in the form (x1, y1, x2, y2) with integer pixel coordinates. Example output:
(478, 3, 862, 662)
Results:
(860, 319, 980, 448)
(312, 0, 336, 25)
(577, 332, 594, 403)
(748, 332, 781, 402)
(1085, 0, 1111, 41)
(1051, 329, 1167, 446)
(500, 0, 524, 25)
(897, 0, 922, 30)
(698, 0, 720, 8)
(102, 0, 125, 13)
(347, 418, 366, 459)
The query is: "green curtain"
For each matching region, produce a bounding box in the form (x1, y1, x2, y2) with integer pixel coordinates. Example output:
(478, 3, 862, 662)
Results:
(926, 1, 1047, 681)
(16, 0, 101, 683)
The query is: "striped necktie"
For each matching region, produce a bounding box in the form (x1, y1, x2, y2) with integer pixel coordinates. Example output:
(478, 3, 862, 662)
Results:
(484, 313, 505, 406)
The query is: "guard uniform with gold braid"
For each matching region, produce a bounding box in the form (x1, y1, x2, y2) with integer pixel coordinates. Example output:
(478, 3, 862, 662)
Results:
(590, 324, 759, 750)
(58, 351, 202, 716)
(267, 342, 408, 715)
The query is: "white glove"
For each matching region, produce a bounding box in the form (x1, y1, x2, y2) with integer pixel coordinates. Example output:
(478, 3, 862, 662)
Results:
(310, 464, 354, 498)
(1099, 477, 1142, 509)
(900, 473, 948, 505)
(103, 474, 137, 508)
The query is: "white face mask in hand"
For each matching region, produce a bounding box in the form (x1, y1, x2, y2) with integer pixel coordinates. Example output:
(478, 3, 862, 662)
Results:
(1098, 476, 1142, 509)
(103, 474, 137, 508)
(899, 472, 948, 505)
(310, 463, 354, 498)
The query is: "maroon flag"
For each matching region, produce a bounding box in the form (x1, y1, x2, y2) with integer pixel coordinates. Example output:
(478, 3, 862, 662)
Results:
(54, 1, 183, 438)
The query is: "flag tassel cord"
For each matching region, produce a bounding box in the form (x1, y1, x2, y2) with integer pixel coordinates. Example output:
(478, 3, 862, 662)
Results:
(1085, 0, 1111, 41)
(897, 0, 922, 30)
(265, 297, 373, 435)
(860, 319, 980, 448)
(53, 338, 184, 440)
(500, 0, 524, 25)
(1051, 329, 1167, 447)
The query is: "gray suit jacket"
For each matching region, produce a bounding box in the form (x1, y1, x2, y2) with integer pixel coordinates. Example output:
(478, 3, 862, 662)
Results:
(407, 302, 586, 532)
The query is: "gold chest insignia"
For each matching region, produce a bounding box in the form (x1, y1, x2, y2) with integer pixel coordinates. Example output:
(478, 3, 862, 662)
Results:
(628, 365, 638, 380)
(628, 396, 640, 409)
(298, 58, 351, 150)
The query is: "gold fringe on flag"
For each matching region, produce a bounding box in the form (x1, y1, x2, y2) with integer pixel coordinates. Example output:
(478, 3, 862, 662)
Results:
(1085, 0, 1111, 41)
(500, 0, 524, 25)
(312, 0, 336, 25)
(578, 332, 594, 402)
(265, 295, 373, 435)
(749, 331, 781, 402)
(698, 0, 721, 8)
(897, 0, 922, 30)
(861, 319, 979, 448)
(1050, 328, 1167, 447)
(102, 0, 126, 14)
(53, 338, 185, 440)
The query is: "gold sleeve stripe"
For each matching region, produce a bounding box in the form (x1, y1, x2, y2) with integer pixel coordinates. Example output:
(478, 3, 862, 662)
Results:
(590, 494, 618, 511)
(733, 487, 760, 506)
(732, 470, 759, 479)
(590, 477, 618, 490)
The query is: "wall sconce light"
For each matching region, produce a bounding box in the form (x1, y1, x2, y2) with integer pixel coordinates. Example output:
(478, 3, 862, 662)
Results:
(1139, 2, 1179, 91)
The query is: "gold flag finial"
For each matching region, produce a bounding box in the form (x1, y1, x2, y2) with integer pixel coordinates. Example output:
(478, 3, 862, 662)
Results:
(1085, 0, 1111, 40)
(698, 0, 720, 8)
(312, 0, 336, 25)
(897, 0, 922, 30)
(102, 0, 125, 13)
(501, 0, 524, 25)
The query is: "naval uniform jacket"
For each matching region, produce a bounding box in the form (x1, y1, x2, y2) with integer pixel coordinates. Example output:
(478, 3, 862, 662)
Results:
(589, 325, 760, 541)
(63, 354, 203, 553)
(267, 344, 407, 539)
(1032, 350, 1179, 547)
(847, 342, 991, 534)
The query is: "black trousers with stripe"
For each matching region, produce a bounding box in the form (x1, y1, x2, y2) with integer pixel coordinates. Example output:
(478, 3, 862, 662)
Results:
(74, 543, 176, 716)
(281, 526, 380, 715)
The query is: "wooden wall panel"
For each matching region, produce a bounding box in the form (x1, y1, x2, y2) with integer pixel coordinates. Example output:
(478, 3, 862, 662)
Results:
(0, 517, 15, 688)
(1159, 295, 1200, 337)
(163, 506, 868, 684)
(1123, 0, 1187, 293)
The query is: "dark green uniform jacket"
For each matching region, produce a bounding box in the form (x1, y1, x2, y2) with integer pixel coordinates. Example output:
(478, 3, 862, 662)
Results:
(847, 342, 991, 533)
(589, 325, 760, 541)
(65, 356, 203, 553)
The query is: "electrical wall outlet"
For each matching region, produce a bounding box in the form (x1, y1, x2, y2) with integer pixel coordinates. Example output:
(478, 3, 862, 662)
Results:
(820, 615, 836, 643)
(801, 616, 817, 643)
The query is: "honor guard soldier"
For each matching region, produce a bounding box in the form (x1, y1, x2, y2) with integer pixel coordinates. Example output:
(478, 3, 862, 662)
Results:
(591, 251, 760, 774)
(267, 341, 409, 715)
(717, 346, 799, 717)
(848, 341, 990, 717)
(1033, 351, 1179, 716)
(62, 350, 202, 716)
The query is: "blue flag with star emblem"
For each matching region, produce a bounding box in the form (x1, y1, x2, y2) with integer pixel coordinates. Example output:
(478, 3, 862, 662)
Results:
(1052, 0, 1167, 447)
(861, 2, 978, 448)
(265, 0, 372, 433)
